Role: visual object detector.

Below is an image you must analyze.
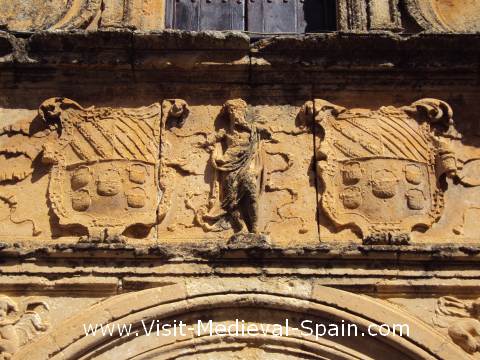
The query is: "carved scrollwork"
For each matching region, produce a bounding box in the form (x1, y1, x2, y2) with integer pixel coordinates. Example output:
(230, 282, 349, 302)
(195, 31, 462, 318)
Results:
(157, 99, 191, 223)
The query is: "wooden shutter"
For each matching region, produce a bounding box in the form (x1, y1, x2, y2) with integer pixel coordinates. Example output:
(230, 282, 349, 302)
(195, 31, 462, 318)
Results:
(166, 0, 245, 31)
(166, 0, 336, 33)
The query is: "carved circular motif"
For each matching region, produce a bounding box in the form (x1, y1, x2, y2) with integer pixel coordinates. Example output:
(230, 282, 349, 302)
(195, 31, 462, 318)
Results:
(404, 164, 423, 185)
(70, 166, 91, 190)
(432, 0, 480, 31)
(371, 169, 398, 199)
(340, 186, 363, 209)
(71, 189, 91, 212)
(96, 169, 121, 197)
(126, 187, 147, 208)
(129, 164, 148, 184)
(406, 189, 425, 210)
(341, 161, 363, 185)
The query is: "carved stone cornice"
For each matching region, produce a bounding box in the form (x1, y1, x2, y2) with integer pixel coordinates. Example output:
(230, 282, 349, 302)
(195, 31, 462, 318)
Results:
(0, 31, 479, 87)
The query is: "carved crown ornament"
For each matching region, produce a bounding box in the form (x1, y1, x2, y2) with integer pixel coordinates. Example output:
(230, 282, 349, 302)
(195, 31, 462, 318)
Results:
(1, 97, 480, 244)
(301, 98, 480, 244)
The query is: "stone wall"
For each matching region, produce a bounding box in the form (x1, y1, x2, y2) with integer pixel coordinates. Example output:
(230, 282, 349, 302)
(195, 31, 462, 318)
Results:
(1, 1, 480, 359)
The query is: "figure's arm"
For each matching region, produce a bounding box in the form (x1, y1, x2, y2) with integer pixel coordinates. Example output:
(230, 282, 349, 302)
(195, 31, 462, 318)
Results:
(198, 129, 226, 152)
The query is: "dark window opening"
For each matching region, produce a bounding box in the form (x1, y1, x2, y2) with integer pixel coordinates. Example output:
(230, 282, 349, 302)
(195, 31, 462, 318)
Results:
(166, 0, 337, 33)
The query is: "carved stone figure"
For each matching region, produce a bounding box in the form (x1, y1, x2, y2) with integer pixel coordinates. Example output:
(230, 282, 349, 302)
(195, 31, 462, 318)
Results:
(198, 99, 267, 234)
(35, 97, 189, 241)
(435, 296, 480, 354)
(0, 296, 49, 360)
(304, 98, 464, 243)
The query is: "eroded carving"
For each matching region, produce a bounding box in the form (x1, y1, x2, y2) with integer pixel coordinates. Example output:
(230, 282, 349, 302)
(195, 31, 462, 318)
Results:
(0, 0, 164, 31)
(195, 99, 268, 234)
(304, 98, 465, 243)
(30, 97, 188, 241)
(158, 99, 191, 224)
(0, 296, 49, 359)
(0, 0, 101, 31)
(157, 101, 316, 242)
(435, 296, 480, 354)
(0, 194, 41, 236)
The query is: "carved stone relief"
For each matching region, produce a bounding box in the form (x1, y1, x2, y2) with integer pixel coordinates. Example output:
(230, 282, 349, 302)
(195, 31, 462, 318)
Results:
(14, 283, 468, 360)
(195, 99, 266, 234)
(435, 296, 480, 354)
(38, 98, 164, 241)
(0, 296, 49, 359)
(158, 99, 317, 244)
(0, 0, 164, 31)
(0, 97, 190, 242)
(304, 98, 480, 243)
(3, 97, 480, 244)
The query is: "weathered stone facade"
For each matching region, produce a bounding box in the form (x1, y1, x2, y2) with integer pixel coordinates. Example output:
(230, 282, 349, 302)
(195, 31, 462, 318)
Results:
(1, 1, 480, 359)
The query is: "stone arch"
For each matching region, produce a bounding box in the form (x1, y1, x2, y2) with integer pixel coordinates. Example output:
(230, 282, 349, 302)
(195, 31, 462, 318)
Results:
(15, 284, 467, 360)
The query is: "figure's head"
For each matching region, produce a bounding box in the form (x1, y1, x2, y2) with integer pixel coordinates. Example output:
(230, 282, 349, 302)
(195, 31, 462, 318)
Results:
(0, 296, 18, 322)
(163, 99, 190, 128)
(223, 99, 248, 129)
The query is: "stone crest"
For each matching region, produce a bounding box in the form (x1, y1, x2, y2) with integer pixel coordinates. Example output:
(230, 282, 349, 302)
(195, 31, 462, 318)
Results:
(38, 98, 168, 240)
(310, 98, 460, 243)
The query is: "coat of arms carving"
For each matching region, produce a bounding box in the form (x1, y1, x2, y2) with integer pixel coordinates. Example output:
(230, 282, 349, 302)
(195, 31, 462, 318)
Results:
(38, 97, 188, 241)
(308, 98, 462, 243)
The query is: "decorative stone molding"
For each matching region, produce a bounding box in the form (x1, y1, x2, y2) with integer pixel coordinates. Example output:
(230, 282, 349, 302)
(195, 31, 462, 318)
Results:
(337, 0, 402, 31)
(15, 284, 468, 359)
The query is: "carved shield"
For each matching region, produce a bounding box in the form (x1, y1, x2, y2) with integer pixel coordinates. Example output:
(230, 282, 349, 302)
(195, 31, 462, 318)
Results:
(39, 98, 161, 238)
(314, 99, 457, 239)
